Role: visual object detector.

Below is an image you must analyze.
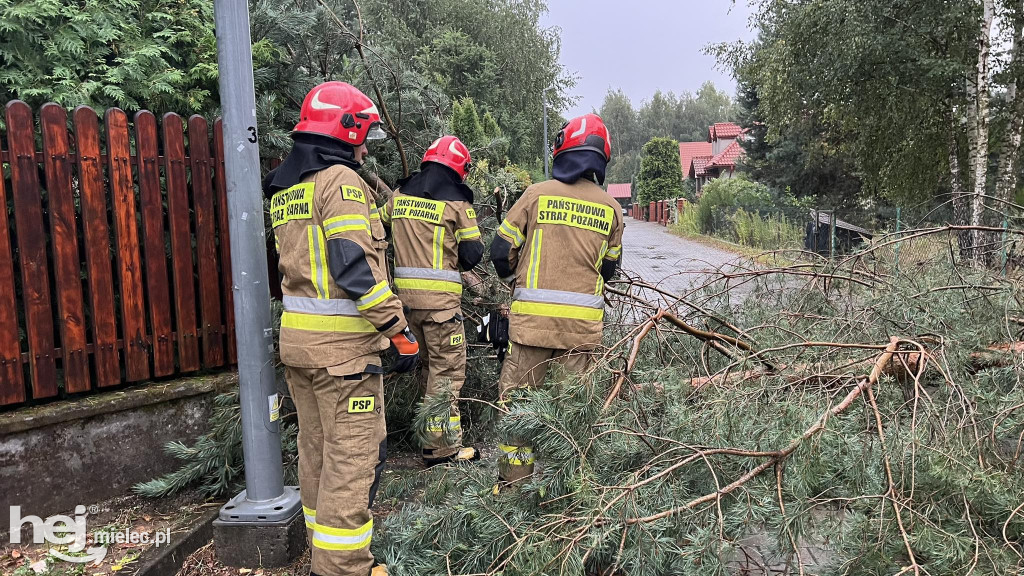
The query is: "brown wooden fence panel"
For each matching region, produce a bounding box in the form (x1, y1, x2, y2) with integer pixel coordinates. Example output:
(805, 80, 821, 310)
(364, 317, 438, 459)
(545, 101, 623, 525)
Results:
(162, 113, 200, 372)
(187, 116, 224, 369)
(0, 151, 24, 405)
(213, 120, 237, 364)
(134, 111, 175, 378)
(0, 102, 249, 407)
(73, 106, 120, 387)
(6, 101, 57, 398)
(105, 108, 150, 382)
(39, 103, 90, 394)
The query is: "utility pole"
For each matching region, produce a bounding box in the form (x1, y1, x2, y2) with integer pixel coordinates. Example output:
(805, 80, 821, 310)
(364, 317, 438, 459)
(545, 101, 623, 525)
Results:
(543, 99, 550, 179)
(211, 0, 303, 567)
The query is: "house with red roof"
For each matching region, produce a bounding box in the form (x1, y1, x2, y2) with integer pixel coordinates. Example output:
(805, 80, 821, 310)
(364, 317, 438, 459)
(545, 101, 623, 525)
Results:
(679, 121, 746, 196)
(678, 141, 712, 185)
(606, 183, 632, 210)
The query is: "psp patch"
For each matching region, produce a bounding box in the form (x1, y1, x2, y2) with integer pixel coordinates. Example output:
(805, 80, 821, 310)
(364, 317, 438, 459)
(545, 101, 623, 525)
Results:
(450, 334, 464, 346)
(348, 396, 375, 413)
(341, 185, 366, 204)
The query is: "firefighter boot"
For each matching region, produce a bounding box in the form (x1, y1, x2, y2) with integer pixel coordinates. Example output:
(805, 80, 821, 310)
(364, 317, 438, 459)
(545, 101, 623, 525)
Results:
(424, 446, 481, 467)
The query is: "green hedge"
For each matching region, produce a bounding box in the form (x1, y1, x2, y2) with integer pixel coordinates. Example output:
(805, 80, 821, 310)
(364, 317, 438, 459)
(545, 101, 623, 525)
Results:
(677, 177, 809, 250)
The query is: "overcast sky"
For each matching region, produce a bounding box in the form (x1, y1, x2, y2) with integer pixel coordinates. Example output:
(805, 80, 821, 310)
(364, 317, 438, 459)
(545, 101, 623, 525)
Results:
(540, 1, 756, 117)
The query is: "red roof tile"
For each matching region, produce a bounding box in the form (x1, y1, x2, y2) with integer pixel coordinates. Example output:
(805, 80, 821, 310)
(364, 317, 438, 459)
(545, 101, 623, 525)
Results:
(679, 141, 713, 179)
(708, 122, 743, 142)
(691, 155, 712, 177)
(707, 140, 744, 169)
(606, 183, 632, 199)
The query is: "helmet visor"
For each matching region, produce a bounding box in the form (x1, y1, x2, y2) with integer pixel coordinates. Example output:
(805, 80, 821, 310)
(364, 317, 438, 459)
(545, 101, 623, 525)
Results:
(366, 123, 388, 141)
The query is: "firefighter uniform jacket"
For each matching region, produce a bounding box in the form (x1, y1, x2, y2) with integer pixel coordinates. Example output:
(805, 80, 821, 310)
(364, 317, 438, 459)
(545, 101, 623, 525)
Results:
(271, 164, 407, 368)
(381, 191, 482, 311)
(492, 178, 623, 350)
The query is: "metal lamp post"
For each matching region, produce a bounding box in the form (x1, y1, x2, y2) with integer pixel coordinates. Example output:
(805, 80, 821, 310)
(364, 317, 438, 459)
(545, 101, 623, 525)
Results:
(211, 0, 303, 566)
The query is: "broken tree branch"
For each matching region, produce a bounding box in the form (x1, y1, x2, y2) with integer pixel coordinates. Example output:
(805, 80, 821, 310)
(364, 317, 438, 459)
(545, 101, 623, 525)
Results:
(626, 337, 902, 525)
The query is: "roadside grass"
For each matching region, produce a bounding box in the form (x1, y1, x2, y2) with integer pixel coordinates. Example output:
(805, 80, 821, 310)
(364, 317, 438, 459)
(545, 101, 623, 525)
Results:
(667, 222, 798, 266)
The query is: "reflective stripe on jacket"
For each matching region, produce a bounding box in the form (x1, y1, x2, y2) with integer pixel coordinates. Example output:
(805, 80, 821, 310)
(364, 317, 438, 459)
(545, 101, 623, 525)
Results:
(491, 179, 623, 350)
(382, 191, 480, 310)
(273, 164, 405, 368)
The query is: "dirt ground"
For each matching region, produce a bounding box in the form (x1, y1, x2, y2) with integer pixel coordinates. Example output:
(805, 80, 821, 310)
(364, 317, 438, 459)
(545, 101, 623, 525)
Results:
(171, 449, 441, 576)
(0, 449, 435, 576)
(1, 491, 219, 576)
(171, 443, 509, 576)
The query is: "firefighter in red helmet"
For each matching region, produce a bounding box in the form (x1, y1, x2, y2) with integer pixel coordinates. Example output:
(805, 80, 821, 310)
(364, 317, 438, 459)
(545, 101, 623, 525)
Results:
(381, 135, 483, 466)
(488, 113, 623, 487)
(263, 81, 416, 576)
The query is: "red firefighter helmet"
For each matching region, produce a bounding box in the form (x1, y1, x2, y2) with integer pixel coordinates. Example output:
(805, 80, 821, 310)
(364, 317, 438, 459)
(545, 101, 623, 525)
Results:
(552, 113, 611, 161)
(422, 135, 472, 180)
(293, 81, 387, 145)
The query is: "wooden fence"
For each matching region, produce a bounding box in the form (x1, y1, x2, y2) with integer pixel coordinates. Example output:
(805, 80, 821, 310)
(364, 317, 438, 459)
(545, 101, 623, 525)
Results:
(0, 101, 238, 407)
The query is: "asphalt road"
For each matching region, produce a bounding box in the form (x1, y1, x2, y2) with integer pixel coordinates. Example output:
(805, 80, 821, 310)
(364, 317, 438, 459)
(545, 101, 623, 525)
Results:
(618, 216, 750, 301)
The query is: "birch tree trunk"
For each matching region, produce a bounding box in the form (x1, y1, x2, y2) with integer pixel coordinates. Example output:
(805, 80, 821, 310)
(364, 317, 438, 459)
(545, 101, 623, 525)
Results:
(950, 109, 971, 257)
(995, 10, 1024, 208)
(969, 0, 995, 260)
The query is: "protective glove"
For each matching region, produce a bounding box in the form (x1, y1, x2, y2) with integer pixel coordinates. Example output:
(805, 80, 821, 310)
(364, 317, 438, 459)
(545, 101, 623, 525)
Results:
(476, 310, 510, 361)
(389, 327, 419, 373)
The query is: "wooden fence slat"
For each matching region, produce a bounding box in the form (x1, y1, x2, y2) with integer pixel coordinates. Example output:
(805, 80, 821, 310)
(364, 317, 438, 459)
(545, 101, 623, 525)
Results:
(213, 120, 236, 364)
(40, 103, 90, 394)
(187, 116, 224, 369)
(105, 108, 149, 382)
(134, 111, 174, 377)
(6, 101, 57, 398)
(73, 106, 120, 387)
(162, 113, 199, 372)
(0, 141, 25, 405)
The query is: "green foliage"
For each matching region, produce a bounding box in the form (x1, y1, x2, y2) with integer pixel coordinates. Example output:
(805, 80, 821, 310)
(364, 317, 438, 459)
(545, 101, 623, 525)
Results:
(604, 149, 639, 189)
(680, 176, 696, 202)
(359, 0, 573, 166)
(674, 202, 701, 236)
(414, 29, 499, 107)
(635, 137, 684, 204)
(682, 177, 808, 249)
(373, 251, 1024, 575)
(0, 0, 218, 114)
(600, 82, 738, 185)
(694, 178, 738, 234)
(134, 390, 298, 498)
(730, 208, 804, 249)
(248, 0, 570, 177)
(710, 0, 984, 213)
(598, 89, 643, 154)
(3, 0, 568, 181)
(733, 80, 865, 217)
(452, 97, 487, 150)
(465, 159, 532, 204)
(480, 110, 508, 166)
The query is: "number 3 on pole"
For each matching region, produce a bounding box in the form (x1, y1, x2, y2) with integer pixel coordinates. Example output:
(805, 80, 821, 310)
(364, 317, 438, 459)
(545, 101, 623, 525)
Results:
(247, 126, 257, 143)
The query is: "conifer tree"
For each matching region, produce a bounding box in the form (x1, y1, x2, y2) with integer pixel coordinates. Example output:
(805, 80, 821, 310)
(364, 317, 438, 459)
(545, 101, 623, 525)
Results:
(452, 98, 487, 151)
(635, 137, 684, 204)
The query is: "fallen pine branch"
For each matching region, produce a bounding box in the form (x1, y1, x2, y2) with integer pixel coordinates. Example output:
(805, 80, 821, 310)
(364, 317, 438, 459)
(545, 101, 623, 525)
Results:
(601, 307, 775, 411)
(625, 337, 902, 525)
(687, 341, 1023, 389)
